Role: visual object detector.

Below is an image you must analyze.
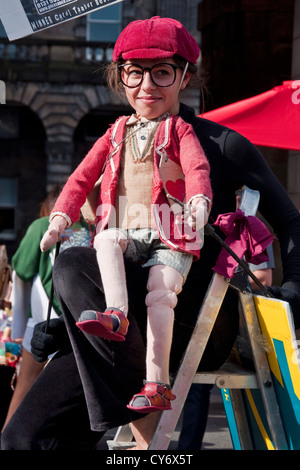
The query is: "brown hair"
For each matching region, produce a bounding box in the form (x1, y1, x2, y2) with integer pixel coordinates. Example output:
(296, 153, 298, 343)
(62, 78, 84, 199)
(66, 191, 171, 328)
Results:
(103, 55, 208, 111)
(39, 184, 63, 217)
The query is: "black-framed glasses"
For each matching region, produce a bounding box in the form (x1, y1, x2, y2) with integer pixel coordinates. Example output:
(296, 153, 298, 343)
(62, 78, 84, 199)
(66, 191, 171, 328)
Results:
(118, 63, 182, 88)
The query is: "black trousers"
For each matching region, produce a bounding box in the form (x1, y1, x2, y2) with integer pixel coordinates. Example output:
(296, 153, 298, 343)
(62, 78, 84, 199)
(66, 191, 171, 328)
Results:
(1, 247, 239, 450)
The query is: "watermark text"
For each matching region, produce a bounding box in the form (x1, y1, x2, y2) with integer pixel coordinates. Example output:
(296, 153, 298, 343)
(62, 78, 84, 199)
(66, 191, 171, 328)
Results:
(292, 80, 300, 105)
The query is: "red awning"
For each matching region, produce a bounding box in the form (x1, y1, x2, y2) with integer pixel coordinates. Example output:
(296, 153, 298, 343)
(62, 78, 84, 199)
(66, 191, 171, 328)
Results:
(201, 81, 300, 150)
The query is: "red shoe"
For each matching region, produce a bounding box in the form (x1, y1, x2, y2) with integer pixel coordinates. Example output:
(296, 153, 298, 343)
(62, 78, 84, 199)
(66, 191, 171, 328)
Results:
(127, 382, 176, 413)
(76, 309, 129, 342)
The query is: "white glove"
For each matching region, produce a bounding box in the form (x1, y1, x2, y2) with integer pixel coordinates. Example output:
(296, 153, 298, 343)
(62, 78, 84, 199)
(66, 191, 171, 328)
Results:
(40, 215, 68, 252)
(185, 197, 209, 230)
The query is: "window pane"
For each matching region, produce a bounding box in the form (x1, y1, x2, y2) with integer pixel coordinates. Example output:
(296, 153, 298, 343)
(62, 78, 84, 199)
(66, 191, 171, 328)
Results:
(89, 3, 122, 20)
(0, 208, 15, 236)
(0, 20, 7, 38)
(0, 108, 19, 139)
(89, 23, 121, 42)
(86, 2, 122, 42)
(0, 178, 17, 206)
(0, 178, 17, 239)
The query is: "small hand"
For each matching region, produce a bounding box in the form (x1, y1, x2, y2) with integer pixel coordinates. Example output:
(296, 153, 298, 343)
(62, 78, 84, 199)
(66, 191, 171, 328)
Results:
(184, 197, 209, 230)
(40, 215, 68, 252)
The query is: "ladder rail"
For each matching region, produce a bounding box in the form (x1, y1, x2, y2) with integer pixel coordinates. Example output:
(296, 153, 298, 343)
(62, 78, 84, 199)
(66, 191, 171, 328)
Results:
(238, 291, 288, 450)
(149, 277, 289, 450)
(227, 389, 254, 450)
(108, 186, 289, 450)
(149, 272, 229, 450)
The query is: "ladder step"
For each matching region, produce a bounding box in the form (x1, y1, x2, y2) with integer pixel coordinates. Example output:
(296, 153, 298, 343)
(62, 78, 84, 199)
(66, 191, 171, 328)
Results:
(106, 440, 136, 450)
(194, 362, 259, 389)
(106, 424, 135, 450)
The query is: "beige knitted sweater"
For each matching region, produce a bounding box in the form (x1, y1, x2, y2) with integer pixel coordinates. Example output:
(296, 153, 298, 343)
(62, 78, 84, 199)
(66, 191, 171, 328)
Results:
(115, 118, 160, 229)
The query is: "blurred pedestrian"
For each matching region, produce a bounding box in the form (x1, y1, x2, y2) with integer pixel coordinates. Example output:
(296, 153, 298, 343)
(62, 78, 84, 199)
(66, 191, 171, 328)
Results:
(1, 186, 91, 431)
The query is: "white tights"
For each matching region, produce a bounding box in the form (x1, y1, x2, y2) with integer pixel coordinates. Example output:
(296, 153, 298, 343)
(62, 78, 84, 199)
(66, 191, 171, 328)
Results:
(93, 229, 184, 384)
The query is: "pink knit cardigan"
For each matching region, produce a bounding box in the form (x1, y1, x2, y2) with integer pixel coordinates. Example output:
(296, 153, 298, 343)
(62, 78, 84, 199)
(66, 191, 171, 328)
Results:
(51, 114, 212, 259)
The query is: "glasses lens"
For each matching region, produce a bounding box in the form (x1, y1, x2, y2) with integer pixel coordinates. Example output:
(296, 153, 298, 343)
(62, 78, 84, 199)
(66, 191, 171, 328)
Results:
(150, 64, 176, 87)
(120, 64, 143, 88)
(120, 64, 177, 88)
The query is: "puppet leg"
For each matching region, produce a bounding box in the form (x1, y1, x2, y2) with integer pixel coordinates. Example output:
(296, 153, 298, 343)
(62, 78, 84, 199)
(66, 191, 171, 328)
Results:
(76, 229, 129, 341)
(127, 264, 182, 412)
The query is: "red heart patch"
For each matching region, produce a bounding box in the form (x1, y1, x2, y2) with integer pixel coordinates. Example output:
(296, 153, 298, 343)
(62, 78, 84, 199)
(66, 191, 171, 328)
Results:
(165, 178, 185, 203)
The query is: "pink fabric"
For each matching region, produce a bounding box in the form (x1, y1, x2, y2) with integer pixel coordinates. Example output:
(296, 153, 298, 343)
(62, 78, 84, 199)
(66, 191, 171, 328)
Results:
(212, 209, 274, 278)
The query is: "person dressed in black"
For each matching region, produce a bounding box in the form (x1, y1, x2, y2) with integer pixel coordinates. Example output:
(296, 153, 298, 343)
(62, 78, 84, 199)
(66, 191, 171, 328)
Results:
(1, 18, 300, 450)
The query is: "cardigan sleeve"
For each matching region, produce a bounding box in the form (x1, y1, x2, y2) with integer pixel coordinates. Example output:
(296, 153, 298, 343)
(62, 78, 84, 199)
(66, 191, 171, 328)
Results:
(51, 125, 114, 224)
(175, 117, 213, 205)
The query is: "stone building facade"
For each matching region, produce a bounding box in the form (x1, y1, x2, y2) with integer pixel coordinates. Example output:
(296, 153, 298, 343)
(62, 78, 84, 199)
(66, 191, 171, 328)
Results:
(0, 0, 201, 256)
(0, 0, 299, 262)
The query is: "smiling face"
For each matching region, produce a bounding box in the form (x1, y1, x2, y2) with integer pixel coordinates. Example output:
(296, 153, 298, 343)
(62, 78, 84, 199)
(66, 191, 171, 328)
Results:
(122, 59, 191, 120)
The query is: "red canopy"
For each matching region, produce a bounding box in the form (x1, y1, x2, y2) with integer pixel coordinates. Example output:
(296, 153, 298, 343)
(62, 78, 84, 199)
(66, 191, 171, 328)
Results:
(201, 81, 300, 150)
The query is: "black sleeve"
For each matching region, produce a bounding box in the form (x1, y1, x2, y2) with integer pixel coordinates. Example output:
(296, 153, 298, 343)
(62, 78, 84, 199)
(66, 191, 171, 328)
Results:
(222, 129, 300, 286)
(180, 105, 300, 326)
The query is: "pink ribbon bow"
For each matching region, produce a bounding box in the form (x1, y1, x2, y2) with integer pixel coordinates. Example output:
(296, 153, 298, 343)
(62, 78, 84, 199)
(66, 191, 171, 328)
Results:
(212, 209, 274, 278)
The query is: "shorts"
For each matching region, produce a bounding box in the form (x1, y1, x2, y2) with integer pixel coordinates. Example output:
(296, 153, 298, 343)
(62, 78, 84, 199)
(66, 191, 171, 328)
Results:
(109, 228, 193, 283)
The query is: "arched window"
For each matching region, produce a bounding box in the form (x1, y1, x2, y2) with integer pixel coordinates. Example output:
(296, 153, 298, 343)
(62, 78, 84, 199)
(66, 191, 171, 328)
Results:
(85, 2, 122, 62)
(0, 104, 46, 243)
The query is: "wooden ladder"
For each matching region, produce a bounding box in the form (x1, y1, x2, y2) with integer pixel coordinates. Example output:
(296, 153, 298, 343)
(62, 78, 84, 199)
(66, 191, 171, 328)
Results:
(107, 187, 288, 450)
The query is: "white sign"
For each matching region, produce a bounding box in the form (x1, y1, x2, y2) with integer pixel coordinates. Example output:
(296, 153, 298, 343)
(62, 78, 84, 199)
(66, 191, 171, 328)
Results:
(0, 0, 124, 41)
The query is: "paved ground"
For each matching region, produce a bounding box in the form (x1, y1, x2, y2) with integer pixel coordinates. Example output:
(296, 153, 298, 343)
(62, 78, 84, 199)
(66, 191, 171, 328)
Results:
(99, 386, 233, 451)
(199, 387, 233, 451)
